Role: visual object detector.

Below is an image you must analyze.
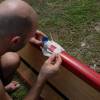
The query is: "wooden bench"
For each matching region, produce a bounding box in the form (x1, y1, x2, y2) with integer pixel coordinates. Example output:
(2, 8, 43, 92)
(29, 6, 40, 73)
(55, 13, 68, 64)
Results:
(17, 43, 100, 100)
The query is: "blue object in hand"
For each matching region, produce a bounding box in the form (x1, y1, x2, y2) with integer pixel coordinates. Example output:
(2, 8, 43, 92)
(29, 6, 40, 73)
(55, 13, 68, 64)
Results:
(42, 36, 49, 43)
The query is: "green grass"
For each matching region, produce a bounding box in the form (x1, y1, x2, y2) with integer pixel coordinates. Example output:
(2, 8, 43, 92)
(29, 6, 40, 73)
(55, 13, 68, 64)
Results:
(28, 0, 100, 66)
(11, 0, 100, 99)
(10, 74, 29, 100)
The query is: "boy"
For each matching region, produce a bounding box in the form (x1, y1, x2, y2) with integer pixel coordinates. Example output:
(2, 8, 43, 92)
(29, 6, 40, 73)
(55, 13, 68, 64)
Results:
(0, 0, 62, 100)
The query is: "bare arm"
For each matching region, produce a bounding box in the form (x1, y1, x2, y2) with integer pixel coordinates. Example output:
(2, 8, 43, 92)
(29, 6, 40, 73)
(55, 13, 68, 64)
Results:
(24, 74, 46, 100)
(24, 54, 62, 100)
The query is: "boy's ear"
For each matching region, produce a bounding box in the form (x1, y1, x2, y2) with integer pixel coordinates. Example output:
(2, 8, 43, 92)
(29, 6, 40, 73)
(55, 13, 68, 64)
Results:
(11, 36, 21, 44)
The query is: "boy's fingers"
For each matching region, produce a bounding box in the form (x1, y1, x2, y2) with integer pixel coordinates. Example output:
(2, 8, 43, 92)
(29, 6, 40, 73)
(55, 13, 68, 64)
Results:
(34, 30, 47, 42)
(54, 55, 62, 67)
(46, 54, 56, 63)
(30, 37, 42, 45)
(36, 30, 46, 37)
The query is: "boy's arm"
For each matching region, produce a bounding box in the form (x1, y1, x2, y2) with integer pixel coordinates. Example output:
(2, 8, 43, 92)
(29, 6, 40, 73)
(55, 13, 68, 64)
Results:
(0, 80, 12, 100)
(24, 54, 62, 100)
(24, 74, 46, 100)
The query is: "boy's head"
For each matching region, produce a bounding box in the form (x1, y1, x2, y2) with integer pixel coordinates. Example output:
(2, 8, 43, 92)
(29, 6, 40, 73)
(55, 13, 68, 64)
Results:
(0, 0, 37, 55)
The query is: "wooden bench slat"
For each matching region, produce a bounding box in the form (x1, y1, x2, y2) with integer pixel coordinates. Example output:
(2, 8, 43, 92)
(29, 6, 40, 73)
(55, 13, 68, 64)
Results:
(17, 62, 63, 100)
(18, 44, 100, 100)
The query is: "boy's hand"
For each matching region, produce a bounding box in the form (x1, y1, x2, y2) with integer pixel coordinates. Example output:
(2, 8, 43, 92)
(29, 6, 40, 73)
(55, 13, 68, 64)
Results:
(29, 30, 46, 46)
(39, 54, 62, 79)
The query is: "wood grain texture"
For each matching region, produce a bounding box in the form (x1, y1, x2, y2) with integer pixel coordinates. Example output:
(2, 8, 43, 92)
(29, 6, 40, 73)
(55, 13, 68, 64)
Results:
(17, 62, 63, 100)
(18, 43, 100, 100)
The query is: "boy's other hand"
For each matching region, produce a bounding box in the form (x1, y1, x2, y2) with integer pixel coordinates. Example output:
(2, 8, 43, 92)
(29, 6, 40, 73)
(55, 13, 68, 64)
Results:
(29, 30, 46, 46)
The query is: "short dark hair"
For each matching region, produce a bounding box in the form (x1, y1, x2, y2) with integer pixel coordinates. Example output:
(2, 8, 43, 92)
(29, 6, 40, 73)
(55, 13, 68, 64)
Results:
(0, 15, 33, 37)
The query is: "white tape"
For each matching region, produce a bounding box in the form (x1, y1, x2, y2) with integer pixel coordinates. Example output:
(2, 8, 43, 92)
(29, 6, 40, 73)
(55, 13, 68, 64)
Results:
(42, 40, 65, 57)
